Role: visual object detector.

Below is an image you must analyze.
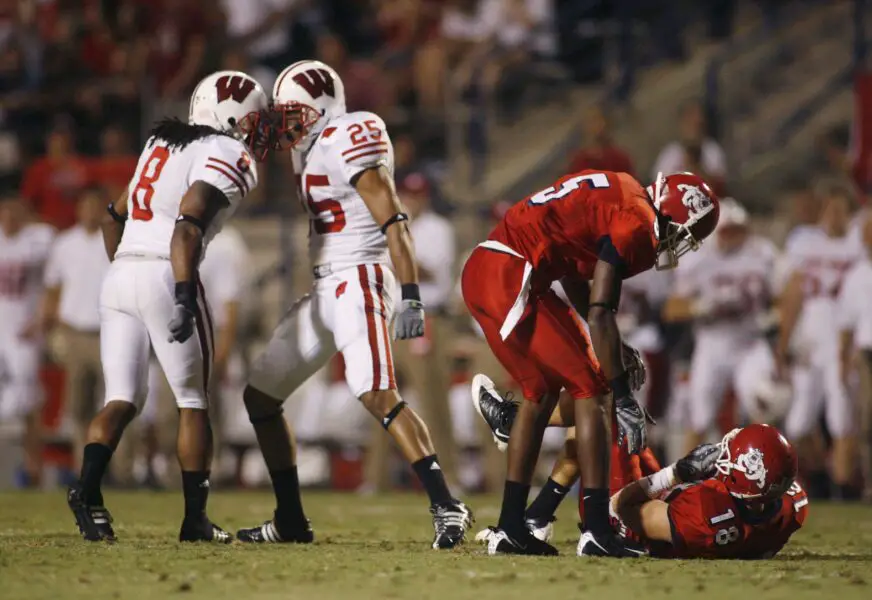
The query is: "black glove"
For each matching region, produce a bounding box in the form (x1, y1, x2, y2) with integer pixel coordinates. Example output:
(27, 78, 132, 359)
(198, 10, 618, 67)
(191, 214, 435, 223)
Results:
(675, 443, 719, 483)
(167, 282, 197, 344)
(621, 342, 646, 392)
(615, 392, 647, 455)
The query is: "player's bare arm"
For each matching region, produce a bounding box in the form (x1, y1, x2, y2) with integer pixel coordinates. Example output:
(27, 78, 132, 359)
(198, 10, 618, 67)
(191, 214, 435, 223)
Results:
(102, 187, 129, 261)
(167, 181, 229, 343)
(775, 271, 804, 378)
(355, 165, 424, 339)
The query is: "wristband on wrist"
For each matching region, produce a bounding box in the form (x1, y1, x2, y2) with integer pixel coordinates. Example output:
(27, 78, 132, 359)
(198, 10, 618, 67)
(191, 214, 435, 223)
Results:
(401, 283, 421, 302)
(637, 465, 679, 499)
(609, 371, 631, 399)
(174, 281, 197, 310)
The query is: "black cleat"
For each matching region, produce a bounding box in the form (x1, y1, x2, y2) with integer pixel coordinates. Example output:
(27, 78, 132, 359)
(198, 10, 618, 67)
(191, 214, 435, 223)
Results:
(471, 374, 518, 452)
(67, 484, 116, 542)
(179, 516, 233, 544)
(577, 527, 647, 558)
(236, 514, 314, 544)
(479, 526, 559, 556)
(431, 500, 473, 549)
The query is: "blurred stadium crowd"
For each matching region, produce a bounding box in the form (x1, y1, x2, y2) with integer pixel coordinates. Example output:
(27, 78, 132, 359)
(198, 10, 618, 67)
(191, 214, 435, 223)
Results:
(2, 0, 872, 503)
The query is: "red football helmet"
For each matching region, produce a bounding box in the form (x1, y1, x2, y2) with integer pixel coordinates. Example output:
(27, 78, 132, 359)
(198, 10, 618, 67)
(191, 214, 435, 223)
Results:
(647, 172, 720, 269)
(714, 424, 798, 501)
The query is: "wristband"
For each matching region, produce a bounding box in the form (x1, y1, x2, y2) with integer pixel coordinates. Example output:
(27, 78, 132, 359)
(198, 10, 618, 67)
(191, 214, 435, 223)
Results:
(609, 371, 631, 399)
(107, 203, 126, 224)
(401, 284, 421, 302)
(637, 465, 679, 499)
(174, 281, 197, 310)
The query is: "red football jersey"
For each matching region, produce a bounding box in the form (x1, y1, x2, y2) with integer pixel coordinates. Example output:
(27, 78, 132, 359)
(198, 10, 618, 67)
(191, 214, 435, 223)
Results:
(489, 170, 658, 289)
(655, 479, 808, 559)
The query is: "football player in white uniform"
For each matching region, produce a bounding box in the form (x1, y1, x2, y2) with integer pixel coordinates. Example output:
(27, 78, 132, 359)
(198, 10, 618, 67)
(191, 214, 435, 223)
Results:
(235, 60, 472, 549)
(777, 183, 862, 498)
(67, 71, 268, 543)
(0, 194, 54, 486)
(662, 199, 778, 452)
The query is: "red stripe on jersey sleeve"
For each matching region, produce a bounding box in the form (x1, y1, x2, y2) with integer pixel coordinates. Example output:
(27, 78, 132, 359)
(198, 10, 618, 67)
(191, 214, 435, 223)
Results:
(205, 165, 245, 198)
(342, 141, 387, 156)
(345, 149, 389, 164)
(207, 157, 249, 194)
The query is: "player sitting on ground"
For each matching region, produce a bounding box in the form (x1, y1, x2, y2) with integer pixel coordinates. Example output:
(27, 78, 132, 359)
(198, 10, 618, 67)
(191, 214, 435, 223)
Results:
(473, 386, 807, 558)
(67, 70, 270, 543)
(234, 60, 472, 549)
(461, 170, 719, 557)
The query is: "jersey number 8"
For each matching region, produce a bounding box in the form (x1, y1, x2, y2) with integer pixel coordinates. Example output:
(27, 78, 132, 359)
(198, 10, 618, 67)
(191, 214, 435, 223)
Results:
(131, 146, 170, 221)
(529, 172, 610, 205)
(715, 526, 740, 546)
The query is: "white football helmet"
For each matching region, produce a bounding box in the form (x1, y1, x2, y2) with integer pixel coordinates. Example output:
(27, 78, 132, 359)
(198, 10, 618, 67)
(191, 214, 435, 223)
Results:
(189, 70, 268, 140)
(272, 60, 346, 152)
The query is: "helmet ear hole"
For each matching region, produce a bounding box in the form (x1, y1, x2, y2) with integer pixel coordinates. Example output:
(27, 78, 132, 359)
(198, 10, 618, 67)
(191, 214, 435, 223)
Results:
(228, 117, 237, 128)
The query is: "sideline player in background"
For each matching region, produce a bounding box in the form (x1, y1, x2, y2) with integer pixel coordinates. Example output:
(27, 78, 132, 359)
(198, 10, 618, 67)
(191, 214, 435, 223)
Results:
(461, 170, 719, 556)
(0, 194, 54, 487)
(236, 60, 472, 549)
(66, 70, 268, 542)
(662, 198, 778, 452)
(777, 183, 861, 499)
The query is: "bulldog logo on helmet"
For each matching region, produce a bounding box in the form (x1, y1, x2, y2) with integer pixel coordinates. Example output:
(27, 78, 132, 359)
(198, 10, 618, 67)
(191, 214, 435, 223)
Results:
(735, 448, 768, 489)
(677, 183, 713, 217)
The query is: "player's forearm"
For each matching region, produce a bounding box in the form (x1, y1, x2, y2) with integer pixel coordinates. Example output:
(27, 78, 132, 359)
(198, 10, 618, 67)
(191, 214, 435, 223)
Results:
(169, 222, 203, 286)
(560, 276, 590, 317)
(776, 276, 803, 359)
(40, 287, 61, 329)
(386, 226, 419, 285)
(588, 307, 625, 380)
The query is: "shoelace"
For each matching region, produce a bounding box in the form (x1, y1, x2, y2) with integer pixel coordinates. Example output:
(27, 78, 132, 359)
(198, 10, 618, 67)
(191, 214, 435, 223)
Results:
(498, 392, 519, 432)
(433, 506, 470, 536)
(213, 527, 231, 543)
(89, 507, 112, 525)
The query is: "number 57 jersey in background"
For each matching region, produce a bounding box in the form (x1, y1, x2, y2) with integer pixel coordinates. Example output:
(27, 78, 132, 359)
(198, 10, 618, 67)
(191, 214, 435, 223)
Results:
(292, 111, 394, 272)
(115, 134, 256, 261)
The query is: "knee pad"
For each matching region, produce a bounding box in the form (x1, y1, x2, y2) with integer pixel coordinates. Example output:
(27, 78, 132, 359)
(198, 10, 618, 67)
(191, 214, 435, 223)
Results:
(243, 387, 284, 425)
(380, 400, 407, 430)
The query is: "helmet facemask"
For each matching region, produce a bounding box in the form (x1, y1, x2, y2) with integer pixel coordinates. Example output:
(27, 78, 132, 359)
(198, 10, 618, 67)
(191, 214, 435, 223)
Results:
(235, 110, 276, 162)
(272, 102, 323, 152)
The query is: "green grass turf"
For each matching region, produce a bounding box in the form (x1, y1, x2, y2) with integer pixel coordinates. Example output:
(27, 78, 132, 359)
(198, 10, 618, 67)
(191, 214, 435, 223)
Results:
(1, 491, 871, 600)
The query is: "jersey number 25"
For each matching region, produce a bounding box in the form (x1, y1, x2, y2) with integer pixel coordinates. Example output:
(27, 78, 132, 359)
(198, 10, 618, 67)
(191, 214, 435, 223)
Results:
(529, 172, 610, 205)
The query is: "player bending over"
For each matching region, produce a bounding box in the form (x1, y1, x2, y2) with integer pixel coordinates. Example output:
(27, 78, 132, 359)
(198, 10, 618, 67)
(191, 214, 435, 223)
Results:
(67, 71, 269, 543)
(234, 60, 472, 548)
(474, 384, 807, 558)
(461, 170, 719, 556)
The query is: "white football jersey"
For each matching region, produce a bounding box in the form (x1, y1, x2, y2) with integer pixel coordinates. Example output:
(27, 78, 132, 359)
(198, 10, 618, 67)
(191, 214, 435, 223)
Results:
(0, 224, 55, 337)
(784, 227, 862, 343)
(292, 111, 394, 271)
(116, 134, 257, 261)
(675, 235, 779, 340)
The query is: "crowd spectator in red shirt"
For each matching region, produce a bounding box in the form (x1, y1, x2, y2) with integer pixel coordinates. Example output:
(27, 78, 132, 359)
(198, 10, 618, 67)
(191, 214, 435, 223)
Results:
(142, 0, 206, 99)
(21, 122, 91, 230)
(90, 124, 138, 201)
(567, 105, 635, 176)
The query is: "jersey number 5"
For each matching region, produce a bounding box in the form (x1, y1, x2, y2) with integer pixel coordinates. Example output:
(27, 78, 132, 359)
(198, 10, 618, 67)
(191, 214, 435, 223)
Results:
(131, 146, 170, 221)
(302, 174, 346, 234)
(529, 172, 610, 205)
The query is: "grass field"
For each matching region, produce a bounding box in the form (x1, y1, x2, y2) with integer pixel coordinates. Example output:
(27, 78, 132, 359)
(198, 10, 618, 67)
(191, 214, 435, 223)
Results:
(2, 491, 872, 600)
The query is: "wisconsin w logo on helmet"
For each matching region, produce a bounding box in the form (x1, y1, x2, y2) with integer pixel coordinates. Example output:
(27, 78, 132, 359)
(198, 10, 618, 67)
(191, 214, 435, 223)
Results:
(292, 69, 336, 99)
(217, 75, 257, 103)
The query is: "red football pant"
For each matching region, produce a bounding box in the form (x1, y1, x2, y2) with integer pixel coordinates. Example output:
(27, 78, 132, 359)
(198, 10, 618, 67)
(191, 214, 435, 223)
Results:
(461, 247, 608, 402)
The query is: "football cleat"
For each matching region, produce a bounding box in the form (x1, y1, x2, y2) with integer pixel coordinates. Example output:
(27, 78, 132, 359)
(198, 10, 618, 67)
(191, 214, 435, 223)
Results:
(471, 374, 518, 452)
(430, 500, 473, 549)
(480, 526, 559, 556)
(526, 515, 556, 543)
(179, 517, 233, 544)
(67, 484, 116, 542)
(577, 527, 647, 558)
(236, 516, 314, 544)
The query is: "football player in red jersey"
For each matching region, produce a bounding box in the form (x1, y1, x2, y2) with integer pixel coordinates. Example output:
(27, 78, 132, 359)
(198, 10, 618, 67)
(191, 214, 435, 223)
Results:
(461, 170, 719, 556)
(612, 424, 808, 559)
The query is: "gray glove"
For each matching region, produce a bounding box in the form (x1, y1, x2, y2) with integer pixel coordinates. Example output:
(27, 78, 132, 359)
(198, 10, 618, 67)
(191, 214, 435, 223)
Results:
(675, 443, 720, 483)
(622, 342, 646, 392)
(394, 299, 425, 340)
(615, 393, 647, 455)
(167, 304, 196, 343)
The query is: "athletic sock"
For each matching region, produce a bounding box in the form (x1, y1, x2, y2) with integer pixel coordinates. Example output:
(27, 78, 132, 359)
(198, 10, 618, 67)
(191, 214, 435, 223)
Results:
(270, 467, 307, 526)
(582, 487, 610, 535)
(181, 470, 210, 519)
(526, 477, 570, 521)
(411, 455, 453, 505)
(80, 443, 112, 506)
(498, 480, 530, 535)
